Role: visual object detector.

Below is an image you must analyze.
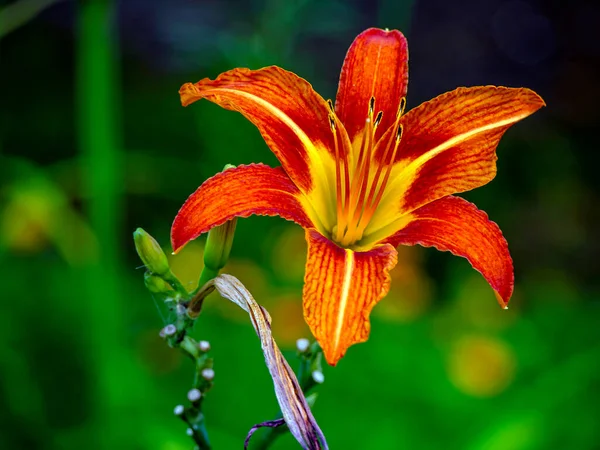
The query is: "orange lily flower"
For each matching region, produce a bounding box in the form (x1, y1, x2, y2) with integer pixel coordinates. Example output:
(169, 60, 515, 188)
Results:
(172, 28, 544, 365)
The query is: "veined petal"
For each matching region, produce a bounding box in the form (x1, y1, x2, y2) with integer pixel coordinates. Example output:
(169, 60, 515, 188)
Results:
(303, 229, 398, 365)
(180, 66, 336, 193)
(171, 164, 313, 253)
(386, 196, 513, 307)
(335, 28, 408, 143)
(366, 86, 544, 240)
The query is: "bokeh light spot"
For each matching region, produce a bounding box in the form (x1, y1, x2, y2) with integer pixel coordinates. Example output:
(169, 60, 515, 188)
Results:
(447, 334, 516, 397)
(269, 226, 307, 283)
(374, 247, 432, 322)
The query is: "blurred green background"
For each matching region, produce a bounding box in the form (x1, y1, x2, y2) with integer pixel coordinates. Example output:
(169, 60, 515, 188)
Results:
(1, 0, 599, 448)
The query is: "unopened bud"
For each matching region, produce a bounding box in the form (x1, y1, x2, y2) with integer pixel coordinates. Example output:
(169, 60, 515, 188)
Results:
(186, 428, 194, 436)
(311, 370, 324, 384)
(144, 272, 172, 294)
(204, 219, 237, 272)
(174, 405, 185, 416)
(201, 368, 215, 381)
(198, 340, 211, 352)
(187, 388, 202, 403)
(296, 338, 310, 353)
(134, 228, 170, 276)
(203, 165, 237, 272)
(161, 324, 177, 337)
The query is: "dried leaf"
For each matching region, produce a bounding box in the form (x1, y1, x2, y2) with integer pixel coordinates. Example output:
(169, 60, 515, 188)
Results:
(191, 274, 328, 449)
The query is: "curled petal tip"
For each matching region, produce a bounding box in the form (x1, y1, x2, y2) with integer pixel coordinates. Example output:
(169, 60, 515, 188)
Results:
(179, 82, 201, 106)
(389, 196, 514, 310)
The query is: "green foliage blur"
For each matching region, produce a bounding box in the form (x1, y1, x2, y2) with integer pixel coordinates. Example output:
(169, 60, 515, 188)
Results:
(1, 0, 599, 449)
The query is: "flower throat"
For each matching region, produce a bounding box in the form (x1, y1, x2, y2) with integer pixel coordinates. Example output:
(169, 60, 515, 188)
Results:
(328, 96, 406, 248)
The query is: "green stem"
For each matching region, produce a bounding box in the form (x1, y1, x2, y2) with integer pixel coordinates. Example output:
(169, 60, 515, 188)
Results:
(198, 267, 219, 290)
(191, 418, 211, 450)
(171, 322, 212, 449)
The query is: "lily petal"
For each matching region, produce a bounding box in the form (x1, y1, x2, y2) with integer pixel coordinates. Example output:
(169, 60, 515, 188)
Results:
(366, 86, 544, 240)
(303, 229, 398, 365)
(180, 66, 336, 193)
(171, 164, 312, 253)
(335, 28, 408, 143)
(386, 196, 514, 307)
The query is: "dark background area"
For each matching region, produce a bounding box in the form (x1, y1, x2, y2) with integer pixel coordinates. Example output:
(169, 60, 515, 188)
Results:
(1, 0, 599, 448)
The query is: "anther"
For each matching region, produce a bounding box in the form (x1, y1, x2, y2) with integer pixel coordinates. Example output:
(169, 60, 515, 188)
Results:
(398, 97, 406, 117)
(328, 115, 336, 131)
(327, 99, 334, 112)
(369, 97, 375, 115)
(396, 124, 404, 141)
(374, 111, 383, 127)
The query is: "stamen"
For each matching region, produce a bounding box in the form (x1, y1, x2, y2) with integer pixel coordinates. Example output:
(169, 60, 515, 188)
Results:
(329, 114, 344, 233)
(344, 119, 375, 244)
(334, 94, 407, 247)
(345, 119, 369, 217)
(398, 97, 406, 117)
(396, 124, 403, 141)
(355, 123, 404, 237)
(327, 99, 334, 112)
(328, 115, 336, 131)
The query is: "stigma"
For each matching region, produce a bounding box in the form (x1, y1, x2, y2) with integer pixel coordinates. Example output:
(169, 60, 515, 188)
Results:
(329, 96, 405, 248)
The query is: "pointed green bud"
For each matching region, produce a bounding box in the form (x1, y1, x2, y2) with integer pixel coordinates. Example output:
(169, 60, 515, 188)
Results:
(134, 228, 170, 276)
(203, 164, 238, 273)
(204, 219, 237, 272)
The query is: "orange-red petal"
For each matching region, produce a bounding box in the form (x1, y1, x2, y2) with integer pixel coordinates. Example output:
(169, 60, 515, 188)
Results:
(386, 196, 513, 307)
(335, 28, 408, 143)
(363, 86, 544, 243)
(303, 229, 398, 365)
(390, 86, 544, 211)
(171, 164, 312, 253)
(180, 66, 336, 193)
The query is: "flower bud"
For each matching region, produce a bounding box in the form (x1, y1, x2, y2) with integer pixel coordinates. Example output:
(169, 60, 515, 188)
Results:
(201, 368, 215, 381)
(187, 388, 202, 403)
(296, 338, 310, 353)
(134, 228, 170, 276)
(144, 272, 172, 294)
(202, 164, 238, 273)
(161, 324, 177, 337)
(198, 340, 211, 352)
(203, 219, 237, 272)
(311, 370, 325, 384)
